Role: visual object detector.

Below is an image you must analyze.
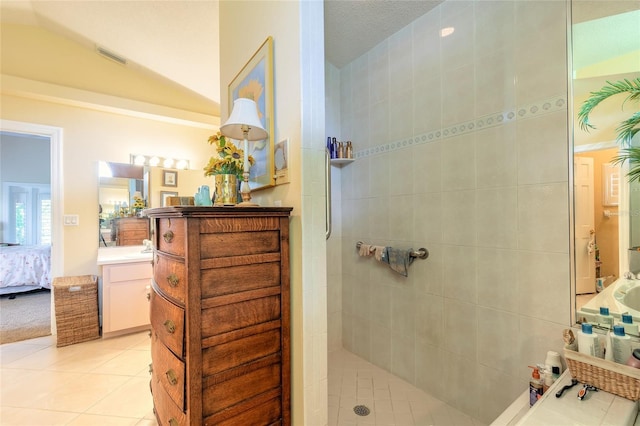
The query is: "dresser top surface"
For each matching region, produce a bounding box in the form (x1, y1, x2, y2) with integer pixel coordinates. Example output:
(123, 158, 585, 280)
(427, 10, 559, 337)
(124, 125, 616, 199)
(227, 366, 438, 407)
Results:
(145, 206, 293, 218)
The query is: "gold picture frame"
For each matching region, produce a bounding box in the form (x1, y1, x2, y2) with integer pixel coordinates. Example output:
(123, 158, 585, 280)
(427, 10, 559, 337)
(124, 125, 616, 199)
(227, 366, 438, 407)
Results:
(228, 36, 275, 191)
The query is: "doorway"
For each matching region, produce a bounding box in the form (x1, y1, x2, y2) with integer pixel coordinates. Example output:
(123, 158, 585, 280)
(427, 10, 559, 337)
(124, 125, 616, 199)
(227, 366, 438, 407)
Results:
(575, 146, 620, 307)
(0, 119, 63, 337)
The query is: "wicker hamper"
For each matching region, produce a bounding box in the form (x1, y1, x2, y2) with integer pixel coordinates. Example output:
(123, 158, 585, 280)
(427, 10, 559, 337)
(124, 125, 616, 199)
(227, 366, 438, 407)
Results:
(53, 275, 100, 347)
(564, 348, 640, 400)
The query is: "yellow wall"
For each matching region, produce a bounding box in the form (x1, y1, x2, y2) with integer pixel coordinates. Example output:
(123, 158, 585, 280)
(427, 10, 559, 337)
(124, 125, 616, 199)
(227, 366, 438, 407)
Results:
(148, 168, 211, 207)
(576, 148, 620, 285)
(1, 91, 215, 277)
(219, 2, 328, 424)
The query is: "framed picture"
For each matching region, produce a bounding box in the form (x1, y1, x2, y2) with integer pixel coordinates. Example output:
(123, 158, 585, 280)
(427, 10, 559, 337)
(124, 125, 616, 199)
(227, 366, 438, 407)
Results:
(228, 36, 275, 191)
(163, 170, 177, 187)
(160, 191, 178, 207)
(274, 138, 289, 185)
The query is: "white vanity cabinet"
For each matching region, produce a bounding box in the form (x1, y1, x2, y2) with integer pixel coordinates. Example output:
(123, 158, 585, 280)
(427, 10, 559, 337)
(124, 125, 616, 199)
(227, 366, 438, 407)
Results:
(100, 260, 152, 337)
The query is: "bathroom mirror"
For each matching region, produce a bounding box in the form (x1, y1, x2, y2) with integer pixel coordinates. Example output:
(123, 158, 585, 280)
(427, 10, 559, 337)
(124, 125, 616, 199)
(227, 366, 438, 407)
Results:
(572, 1, 640, 320)
(98, 161, 148, 247)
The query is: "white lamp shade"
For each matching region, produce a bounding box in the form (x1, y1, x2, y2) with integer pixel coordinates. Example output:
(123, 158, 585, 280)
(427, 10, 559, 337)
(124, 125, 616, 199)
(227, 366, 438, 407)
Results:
(220, 98, 268, 141)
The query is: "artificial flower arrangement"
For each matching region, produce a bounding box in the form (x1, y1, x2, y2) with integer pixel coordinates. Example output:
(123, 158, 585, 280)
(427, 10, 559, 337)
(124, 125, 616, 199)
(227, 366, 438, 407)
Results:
(203, 131, 255, 180)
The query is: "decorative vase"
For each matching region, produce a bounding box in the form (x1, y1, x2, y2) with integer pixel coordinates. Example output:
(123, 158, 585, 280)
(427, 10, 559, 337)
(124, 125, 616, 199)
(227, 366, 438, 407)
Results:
(213, 174, 238, 206)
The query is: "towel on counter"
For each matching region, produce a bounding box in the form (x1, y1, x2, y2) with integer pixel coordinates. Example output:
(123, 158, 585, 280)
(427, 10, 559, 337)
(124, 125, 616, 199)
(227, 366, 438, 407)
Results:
(381, 246, 415, 277)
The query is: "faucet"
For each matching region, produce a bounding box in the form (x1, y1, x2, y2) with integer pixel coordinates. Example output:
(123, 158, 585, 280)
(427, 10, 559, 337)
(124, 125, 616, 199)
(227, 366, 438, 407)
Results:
(141, 239, 153, 253)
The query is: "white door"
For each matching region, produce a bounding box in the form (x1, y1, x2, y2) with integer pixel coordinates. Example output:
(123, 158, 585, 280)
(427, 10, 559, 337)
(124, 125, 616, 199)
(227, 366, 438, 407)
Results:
(575, 156, 595, 294)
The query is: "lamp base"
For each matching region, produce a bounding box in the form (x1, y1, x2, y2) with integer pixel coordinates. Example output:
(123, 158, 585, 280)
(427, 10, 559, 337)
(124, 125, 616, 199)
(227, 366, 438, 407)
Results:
(237, 172, 259, 206)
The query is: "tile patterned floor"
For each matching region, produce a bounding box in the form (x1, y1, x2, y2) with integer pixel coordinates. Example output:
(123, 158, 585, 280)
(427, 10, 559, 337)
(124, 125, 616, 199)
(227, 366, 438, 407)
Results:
(0, 331, 156, 425)
(329, 349, 487, 426)
(1, 331, 486, 425)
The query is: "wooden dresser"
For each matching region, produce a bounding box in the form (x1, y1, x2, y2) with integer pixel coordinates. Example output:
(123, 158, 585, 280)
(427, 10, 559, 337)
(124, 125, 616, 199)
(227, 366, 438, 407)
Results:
(146, 206, 292, 425)
(114, 217, 150, 246)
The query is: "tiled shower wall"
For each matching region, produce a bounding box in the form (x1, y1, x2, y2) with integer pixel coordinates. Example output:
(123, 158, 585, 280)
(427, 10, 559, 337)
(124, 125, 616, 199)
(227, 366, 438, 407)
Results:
(327, 1, 572, 423)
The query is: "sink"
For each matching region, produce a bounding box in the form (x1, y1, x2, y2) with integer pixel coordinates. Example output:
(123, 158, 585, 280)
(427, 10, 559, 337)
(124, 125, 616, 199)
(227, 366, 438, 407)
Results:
(97, 246, 153, 265)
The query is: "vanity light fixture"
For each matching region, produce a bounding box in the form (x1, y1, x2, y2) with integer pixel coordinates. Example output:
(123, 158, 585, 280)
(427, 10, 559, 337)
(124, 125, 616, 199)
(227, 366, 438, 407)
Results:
(133, 155, 146, 165)
(130, 154, 190, 170)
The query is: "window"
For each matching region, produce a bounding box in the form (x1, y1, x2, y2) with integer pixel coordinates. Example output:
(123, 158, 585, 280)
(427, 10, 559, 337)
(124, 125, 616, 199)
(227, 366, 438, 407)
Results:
(3, 183, 51, 245)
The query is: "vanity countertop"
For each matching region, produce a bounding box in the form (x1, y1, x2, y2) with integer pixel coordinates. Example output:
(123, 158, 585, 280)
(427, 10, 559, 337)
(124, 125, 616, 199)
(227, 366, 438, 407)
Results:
(493, 370, 639, 426)
(97, 245, 153, 265)
(578, 278, 640, 322)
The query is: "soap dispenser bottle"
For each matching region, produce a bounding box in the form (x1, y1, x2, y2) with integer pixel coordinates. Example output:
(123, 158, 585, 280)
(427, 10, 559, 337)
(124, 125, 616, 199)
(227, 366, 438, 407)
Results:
(578, 323, 603, 358)
(621, 314, 639, 336)
(611, 325, 633, 364)
(598, 307, 614, 327)
(528, 366, 544, 406)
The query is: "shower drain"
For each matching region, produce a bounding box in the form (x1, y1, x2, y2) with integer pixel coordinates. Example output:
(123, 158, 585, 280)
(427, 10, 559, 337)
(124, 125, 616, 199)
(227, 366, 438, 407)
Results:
(353, 405, 371, 416)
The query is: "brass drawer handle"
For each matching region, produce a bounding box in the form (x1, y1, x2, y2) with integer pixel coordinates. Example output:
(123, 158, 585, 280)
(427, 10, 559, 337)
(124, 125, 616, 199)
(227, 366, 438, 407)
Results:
(163, 230, 174, 243)
(165, 369, 178, 386)
(169, 419, 178, 426)
(167, 274, 179, 288)
(163, 319, 176, 334)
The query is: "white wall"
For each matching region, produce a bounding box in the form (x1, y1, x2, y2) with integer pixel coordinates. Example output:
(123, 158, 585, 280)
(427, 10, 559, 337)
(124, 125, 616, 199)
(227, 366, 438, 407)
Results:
(332, 1, 571, 423)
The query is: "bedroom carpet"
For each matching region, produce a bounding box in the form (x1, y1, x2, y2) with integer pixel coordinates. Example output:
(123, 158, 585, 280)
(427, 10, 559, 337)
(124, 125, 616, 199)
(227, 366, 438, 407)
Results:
(0, 289, 51, 344)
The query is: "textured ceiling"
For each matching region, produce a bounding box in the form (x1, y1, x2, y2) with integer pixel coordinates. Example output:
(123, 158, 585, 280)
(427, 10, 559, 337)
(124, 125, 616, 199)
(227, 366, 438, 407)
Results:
(323, 0, 442, 68)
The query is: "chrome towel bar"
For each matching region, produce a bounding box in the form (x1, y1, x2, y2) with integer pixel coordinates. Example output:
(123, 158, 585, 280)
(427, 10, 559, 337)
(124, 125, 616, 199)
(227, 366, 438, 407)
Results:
(355, 241, 429, 260)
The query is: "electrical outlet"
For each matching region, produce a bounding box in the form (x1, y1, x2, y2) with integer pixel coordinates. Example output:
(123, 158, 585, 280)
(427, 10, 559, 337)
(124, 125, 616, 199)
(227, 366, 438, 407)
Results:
(63, 214, 79, 226)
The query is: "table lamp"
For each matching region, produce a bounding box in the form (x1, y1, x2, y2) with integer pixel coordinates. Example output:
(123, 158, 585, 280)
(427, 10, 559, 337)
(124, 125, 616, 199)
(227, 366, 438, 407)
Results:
(219, 98, 268, 206)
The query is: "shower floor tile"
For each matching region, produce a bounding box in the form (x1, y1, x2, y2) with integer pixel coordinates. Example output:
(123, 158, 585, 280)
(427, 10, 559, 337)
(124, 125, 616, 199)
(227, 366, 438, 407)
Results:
(329, 348, 487, 426)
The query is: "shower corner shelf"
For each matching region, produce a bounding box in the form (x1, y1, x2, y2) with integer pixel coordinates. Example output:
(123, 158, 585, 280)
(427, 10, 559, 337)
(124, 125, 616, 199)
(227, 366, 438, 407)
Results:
(330, 158, 355, 167)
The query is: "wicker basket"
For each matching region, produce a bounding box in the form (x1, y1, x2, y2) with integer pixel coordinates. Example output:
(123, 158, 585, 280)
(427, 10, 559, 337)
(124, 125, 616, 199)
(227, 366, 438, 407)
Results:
(564, 348, 640, 400)
(53, 275, 100, 347)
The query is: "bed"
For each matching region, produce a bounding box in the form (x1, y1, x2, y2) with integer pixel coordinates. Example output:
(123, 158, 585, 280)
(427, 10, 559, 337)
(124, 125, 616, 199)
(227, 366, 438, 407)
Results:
(0, 245, 52, 295)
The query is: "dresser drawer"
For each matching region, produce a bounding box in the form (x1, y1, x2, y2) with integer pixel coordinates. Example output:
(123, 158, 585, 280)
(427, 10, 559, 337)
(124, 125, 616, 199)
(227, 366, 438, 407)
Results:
(153, 254, 186, 305)
(202, 295, 280, 338)
(151, 373, 186, 426)
(150, 290, 185, 358)
(151, 337, 185, 410)
(203, 361, 281, 417)
(156, 218, 185, 256)
(200, 230, 280, 259)
(203, 328, 281, 376)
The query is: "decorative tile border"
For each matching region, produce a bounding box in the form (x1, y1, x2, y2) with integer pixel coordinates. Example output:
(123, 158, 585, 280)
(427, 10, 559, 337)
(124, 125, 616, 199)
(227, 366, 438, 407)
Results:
(354, 94, 567, 159)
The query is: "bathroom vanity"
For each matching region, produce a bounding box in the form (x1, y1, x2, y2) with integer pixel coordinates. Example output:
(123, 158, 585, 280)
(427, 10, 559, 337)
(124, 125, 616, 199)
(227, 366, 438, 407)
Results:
(578, 278, 640, 325)
(97, 246, 153, 337)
